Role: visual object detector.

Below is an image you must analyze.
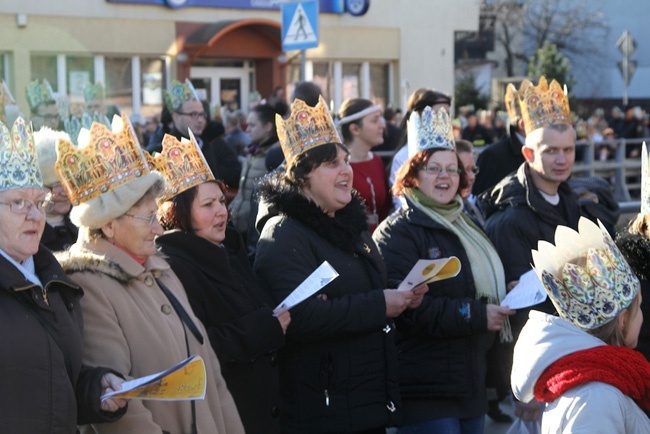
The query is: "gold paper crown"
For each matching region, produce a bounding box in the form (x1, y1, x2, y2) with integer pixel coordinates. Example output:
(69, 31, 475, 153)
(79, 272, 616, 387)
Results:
(0, 117, 43, 191)
(517, 77, 571, 134)
(25, 79, 55, 112)
(532, 217, 639, 330)
(407, 106, 455, 158)
(83, 82, 104, 103)
(147, 129, 215, 203)
(504, 83, 522, 122)
(277, 95, 341, 164)
(55, 114, 150, 206)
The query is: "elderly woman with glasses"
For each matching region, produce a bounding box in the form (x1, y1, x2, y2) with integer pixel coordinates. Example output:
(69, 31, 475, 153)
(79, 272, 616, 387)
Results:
(372, 108, 514, 434)
(0, 118, 127, 433)
(55, 117, 244, 434)
(34, 127, 79, 251)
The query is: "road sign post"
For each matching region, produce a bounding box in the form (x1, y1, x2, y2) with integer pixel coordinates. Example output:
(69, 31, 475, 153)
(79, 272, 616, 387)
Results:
(616, 30, 637, 106)
(282, 1, 319, 81)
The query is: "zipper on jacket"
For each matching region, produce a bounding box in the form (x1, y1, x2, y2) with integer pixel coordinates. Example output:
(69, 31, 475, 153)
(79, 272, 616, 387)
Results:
(324, 389, 330, 407)
(319, 352, 334, 407)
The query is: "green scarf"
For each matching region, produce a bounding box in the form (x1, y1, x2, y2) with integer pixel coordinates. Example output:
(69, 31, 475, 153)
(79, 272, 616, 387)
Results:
(406, 188, 512, 342)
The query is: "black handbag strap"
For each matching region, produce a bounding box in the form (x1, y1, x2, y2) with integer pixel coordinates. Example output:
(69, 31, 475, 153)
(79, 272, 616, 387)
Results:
(155, 278, 204, 345)
(15, 292, 74, 382)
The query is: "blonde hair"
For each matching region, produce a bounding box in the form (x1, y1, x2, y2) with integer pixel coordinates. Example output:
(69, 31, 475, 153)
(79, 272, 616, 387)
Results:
(587, 290, 641, 347)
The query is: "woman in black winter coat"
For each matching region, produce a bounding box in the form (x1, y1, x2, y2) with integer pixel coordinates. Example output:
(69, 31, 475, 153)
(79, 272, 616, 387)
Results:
(372, 107, 513, 434)
(157, 177, 290, 434)
(253, 96, 425, 434)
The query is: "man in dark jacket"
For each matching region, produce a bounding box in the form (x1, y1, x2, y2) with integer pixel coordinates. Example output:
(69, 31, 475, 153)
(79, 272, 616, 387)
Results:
(472, 83, 526, 196)
(479, 77, 581, 422)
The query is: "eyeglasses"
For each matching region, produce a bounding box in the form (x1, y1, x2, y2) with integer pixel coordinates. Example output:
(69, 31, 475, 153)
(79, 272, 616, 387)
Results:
(123, 213, 158, 226)
(34, 114, 60, 121)
(176, 111, 206, 120)
(467, 166, 480, 174)
(420, 164, 462, 176)
(0, 198, 54, 214)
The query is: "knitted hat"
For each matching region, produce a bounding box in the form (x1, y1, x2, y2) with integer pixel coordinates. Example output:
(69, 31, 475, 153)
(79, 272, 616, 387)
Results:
(34, 127, 71, 187)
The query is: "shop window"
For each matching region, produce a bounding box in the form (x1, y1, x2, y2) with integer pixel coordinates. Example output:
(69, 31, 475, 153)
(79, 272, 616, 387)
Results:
(66, 56, 94, 113)
(342, 63, 361, 101)
(31, 54, 58, 92)
(369, 63, 389, 108)
(105, 57, 133, 117)
(312, 62, 331, 104)
(141, 57, 165, 119)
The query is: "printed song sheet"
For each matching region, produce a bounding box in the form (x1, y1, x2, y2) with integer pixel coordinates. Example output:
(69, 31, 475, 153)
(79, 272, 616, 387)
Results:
(101, 355, 206, 402)
(500, 269, 547, 309)
(273, 261, 339, 316)
(398, 257, 462, 291)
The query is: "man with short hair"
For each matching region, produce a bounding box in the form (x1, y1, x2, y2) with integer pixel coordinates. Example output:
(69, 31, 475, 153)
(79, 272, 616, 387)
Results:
(26, 79, 60, 131)
(159, 79, 241, 189)
(479, 77, 582, 423)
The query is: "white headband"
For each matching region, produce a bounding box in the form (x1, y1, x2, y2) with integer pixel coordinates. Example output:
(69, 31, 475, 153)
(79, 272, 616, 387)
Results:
(337, 104, 383, 126)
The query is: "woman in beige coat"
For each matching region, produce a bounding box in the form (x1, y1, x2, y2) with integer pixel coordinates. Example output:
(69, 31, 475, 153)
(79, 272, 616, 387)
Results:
(54, 117, 244, 434)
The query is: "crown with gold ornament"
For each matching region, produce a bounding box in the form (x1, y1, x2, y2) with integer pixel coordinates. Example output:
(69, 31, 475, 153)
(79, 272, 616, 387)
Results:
(164, 79, 200, 113)
(25, 79, 56, 113)
(55, 114, 151, 206)
(147, 129, 215, 203)
(532, 217, 639, 330)
(517, 76, 571, 135)
(83, 82, 104, 104)
(504, 83, 522, 122)
(277, 95, 342, 165)
(0, 117, 43, 191)
(407, 106, 455, 158)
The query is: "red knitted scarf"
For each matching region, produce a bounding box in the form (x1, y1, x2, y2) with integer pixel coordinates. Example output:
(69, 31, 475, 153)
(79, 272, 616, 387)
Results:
(534, 345, 650, 412)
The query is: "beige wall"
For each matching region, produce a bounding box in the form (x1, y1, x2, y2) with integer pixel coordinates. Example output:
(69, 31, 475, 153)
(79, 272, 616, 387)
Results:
(0, 0, 479, 111)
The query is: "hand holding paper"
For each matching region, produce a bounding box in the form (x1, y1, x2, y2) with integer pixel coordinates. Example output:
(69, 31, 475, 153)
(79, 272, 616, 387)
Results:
(101, 355, 206, 402)
(398, 257, 462, 291)
(273, 261, 339, 316)
(500, 269, 547, 310)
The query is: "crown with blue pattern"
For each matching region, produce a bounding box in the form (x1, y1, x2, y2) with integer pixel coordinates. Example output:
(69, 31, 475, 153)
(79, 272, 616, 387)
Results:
(532, 217, 639, 330)
(407, 106, 455, 158)
(25, 79, 56, 112)
(0, 117, 43, 191)
(164, 79, 200, 112)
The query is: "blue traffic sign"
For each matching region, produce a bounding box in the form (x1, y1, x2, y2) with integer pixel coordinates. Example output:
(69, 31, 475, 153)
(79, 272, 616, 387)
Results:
(282, 1, 319, 51)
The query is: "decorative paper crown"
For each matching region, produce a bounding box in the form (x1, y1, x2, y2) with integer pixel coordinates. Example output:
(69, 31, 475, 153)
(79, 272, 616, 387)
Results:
(407, 106, 455, 158)
(276, 95, 342, 164)
(532, 217, 639, 330)
(25, 79, 56, 112)
(164, 79, 200, 112)
(83, 82, 104, 104)
(147, 129, 215, 203)
(55, 114, 150, 206)
(0, 117, 43, 191)
(517, 76, 571, 134)
(504, 83, 522, 122)
(64, 113, 111, 146)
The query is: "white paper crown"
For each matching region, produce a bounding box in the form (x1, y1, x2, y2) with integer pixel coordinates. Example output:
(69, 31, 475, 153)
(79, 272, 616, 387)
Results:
(641, 142, 649, 214)
(407, 106, 455, 158)
(532, 217, 639, 330)
(0, 117, 42, 191)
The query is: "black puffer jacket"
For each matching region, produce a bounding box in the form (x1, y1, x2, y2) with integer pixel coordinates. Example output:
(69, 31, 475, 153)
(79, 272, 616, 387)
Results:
(156, 228, 284, 434)
(373, 196, 493, 422)
(0, 245, 123, 434)
(472, 125, 525, 196)
(254, 173, 401, 434)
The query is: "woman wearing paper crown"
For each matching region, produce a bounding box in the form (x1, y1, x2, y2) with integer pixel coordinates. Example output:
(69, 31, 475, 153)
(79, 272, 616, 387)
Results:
(54, 114, 245, 434)
(0, 117, 127, 433)
(511, 217, 650, 433)
(153, 130, 289, 434)
(254, 95, 426, 434)
(372, 106, 514, 434)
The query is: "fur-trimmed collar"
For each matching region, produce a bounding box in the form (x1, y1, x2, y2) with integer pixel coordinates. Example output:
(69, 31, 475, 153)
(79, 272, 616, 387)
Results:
(258, 172, 369, 252)
(56, 248, 133, 285)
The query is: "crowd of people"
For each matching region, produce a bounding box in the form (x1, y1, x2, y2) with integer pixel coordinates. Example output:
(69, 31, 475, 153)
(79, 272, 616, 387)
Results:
(1, 73, 650, 434)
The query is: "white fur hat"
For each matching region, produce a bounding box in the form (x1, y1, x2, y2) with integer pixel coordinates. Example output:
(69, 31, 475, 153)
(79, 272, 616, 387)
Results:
(70, 172, 162, 229)
(34, 127, 71, 187)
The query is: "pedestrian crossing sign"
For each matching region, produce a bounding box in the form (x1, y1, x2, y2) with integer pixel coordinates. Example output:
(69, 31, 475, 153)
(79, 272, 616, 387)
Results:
(282, 1, 319, 51)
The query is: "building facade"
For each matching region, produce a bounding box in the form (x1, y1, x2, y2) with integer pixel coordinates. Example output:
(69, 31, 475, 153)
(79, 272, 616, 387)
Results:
(0, 0, 480, 119)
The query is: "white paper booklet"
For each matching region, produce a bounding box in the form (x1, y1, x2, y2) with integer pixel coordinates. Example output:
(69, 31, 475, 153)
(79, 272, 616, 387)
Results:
(397, 257, 462, 291)
(500, 268, 547, 309)
(273, 261, 339, 316)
